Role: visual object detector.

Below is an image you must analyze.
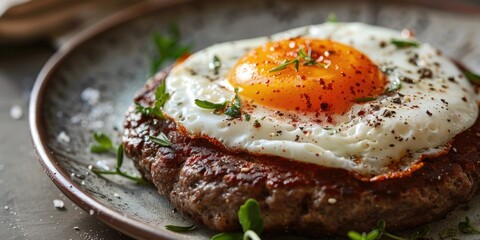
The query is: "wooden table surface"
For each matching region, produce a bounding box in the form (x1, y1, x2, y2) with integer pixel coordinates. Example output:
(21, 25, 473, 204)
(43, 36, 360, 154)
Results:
(0, 44, 133, 240)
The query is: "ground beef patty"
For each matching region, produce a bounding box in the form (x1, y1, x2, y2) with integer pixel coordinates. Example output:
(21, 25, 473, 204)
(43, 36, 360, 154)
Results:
(123, 73, 480, 237)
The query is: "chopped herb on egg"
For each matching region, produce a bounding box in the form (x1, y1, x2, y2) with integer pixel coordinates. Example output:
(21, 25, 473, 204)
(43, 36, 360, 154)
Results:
(210, 55, 222, 75)
(149, 132, 172, 147)
(461, 69, 480, 85)
(195, 88, 242, 119)
(269, 48, 326, 73)
(439, 227, 457, 239)
(150, 23, 191, 76)
(165, 224, 197, 233)
(244, 113, 251, 121)
(224, 88, 242, 118)
(390, 39, 420, 48)
(194, 99, 227, 112)
(355, 97, 377, 103)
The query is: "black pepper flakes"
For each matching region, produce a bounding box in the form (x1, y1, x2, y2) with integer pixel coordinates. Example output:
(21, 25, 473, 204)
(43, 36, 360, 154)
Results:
(426, 110, 432, 116)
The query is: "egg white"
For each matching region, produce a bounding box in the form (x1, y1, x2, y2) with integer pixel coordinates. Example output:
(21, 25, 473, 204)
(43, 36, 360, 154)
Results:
(162, 22, 478, 176)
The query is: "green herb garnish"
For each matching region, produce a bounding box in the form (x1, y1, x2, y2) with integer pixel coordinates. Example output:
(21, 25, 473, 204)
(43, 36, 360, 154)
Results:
(210, 199, 263, 240)
(150, 24, 191, 76)
(327, 13, 338, 23)
(90, 132, 115, 153)
(194, 99, 227, 112)
(148, 132, 172, 147)
(391, 39, 420, 48)
(211, 55, 222, 75)
(462, 69, 480, 85)
(354, 97, 377, 103)
(165, 224, 197, 233)
(458, 217, 480, 234)
(244, 113, 251, 122)
(195, 88, 242, 119)
(135, 79, 170, 118)
(348, 220, 429, 240)
(268, 48, 326, 73)
(224, 88, 242, 118)
(91, 144, 145, 184)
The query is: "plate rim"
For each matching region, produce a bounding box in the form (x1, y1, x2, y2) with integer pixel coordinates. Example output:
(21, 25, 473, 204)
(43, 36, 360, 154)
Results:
(28, 0, 480, 240)
(28, 0, 194, 239)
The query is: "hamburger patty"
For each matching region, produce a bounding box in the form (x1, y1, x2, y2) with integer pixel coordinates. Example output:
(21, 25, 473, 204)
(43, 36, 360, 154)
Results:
(123, 72, 480, 236)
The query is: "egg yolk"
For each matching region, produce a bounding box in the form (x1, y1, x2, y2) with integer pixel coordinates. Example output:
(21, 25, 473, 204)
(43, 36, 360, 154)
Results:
(228, 38, 387, 114)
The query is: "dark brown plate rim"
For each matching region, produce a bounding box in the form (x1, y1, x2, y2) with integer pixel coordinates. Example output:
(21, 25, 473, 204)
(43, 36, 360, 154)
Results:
(28, 0, 480, 240)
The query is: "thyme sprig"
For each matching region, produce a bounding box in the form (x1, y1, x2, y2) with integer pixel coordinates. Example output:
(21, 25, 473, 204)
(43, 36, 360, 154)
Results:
(91, 143, 145, 184)
(268, 48, 327, 73)
(90, 132, 116, 153)
(148, 132, 172, 147)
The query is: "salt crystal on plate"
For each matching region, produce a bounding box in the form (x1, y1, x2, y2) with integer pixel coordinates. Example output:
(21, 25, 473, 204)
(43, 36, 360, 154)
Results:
(57, 131, 70, 143)
(53, 199, 64, 209)
(81, 87, 100, 105)
(10, 105, 22, 120)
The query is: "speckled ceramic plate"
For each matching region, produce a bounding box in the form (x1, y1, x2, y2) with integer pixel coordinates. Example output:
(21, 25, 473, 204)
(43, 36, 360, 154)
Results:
(29, 0, 480, 239)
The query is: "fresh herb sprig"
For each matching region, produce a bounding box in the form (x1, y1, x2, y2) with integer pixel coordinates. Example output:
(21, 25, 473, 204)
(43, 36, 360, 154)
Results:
(195, 88, 242, 119)
(148, 132, 172, 147)
(269, 48, 327, 73)
(391, 39, 420, 48)
(135, 78, 170, 118)
(91, 144, 145, 184)
(211, 198, 263, 240)
(150, 24, 191, 76)
(348, 220, 429, 240)
(354, 78, 402, 103)
(90, 132, 116, 153)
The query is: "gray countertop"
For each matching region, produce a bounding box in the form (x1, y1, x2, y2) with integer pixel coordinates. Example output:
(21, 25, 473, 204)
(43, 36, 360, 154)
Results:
(0, 44, 133, 240)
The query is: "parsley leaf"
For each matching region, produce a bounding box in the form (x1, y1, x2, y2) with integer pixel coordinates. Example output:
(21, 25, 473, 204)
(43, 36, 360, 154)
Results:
(91, 132, 115, 153)
(148, 133, 172, 147)
(150, 23, 191, 76)
(391, 39, 420, 48)
(165, 224, 197, 233)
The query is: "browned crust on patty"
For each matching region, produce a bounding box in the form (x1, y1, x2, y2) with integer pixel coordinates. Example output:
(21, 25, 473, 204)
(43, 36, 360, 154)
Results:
(123, 73, 480, 236)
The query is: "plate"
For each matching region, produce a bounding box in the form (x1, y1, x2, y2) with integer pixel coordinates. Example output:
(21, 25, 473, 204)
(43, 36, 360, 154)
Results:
(29, 0, 480, 239)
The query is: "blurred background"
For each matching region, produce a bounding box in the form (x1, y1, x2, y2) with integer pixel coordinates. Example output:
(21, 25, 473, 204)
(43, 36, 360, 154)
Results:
(0, 0, 479, 239)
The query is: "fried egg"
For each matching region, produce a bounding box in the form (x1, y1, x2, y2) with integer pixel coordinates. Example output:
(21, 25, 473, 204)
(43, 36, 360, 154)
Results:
(162, 22, 478, 177)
